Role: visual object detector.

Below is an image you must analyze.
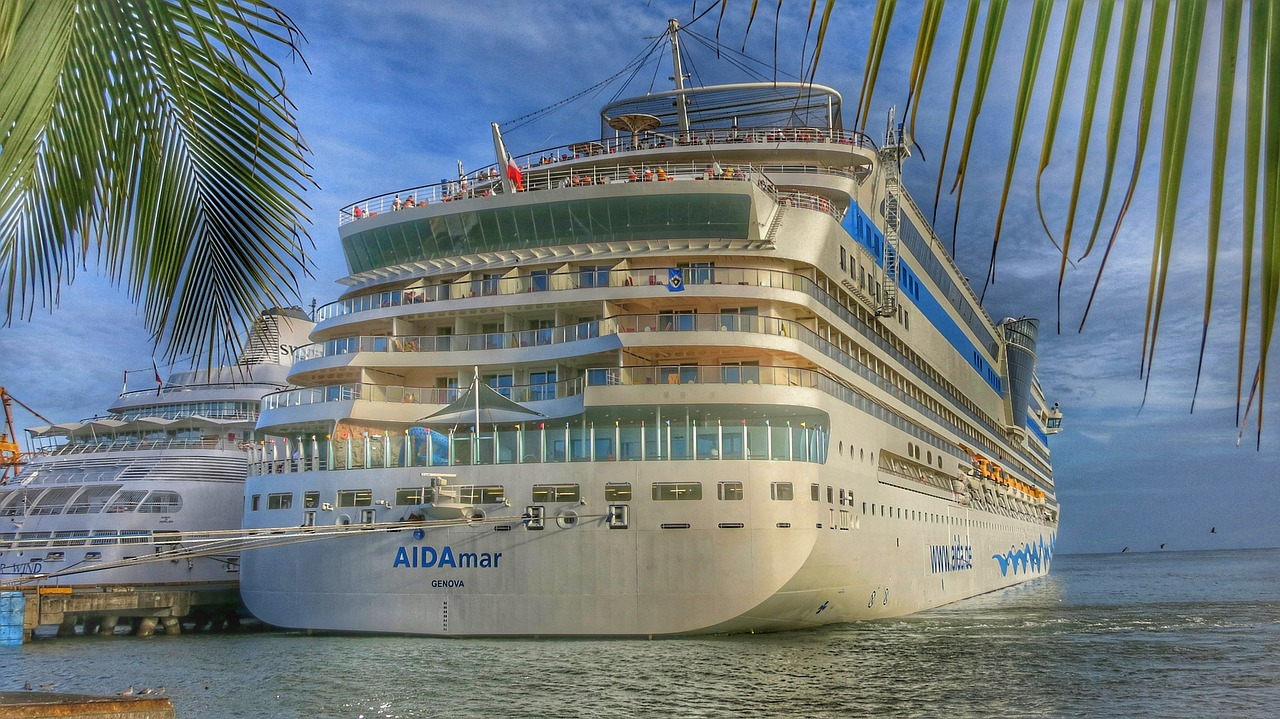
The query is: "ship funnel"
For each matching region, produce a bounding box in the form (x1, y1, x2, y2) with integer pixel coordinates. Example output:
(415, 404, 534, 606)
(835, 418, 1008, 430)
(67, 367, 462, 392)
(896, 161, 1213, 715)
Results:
(238, 307, 315, 367)
(1002, 317, 1038, 434)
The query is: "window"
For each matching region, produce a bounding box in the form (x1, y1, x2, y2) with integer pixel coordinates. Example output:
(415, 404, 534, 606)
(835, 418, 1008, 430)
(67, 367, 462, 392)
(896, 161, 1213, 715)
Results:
(578, 265, 611, 288)
(652, 482, 702, 500)
(718, 481, 744, 500)
(532, 484, 580, 502)
(840, 246, 847, 270)
(302, 511, 316, 527)
(604, 483, 632, 501)
(458, 485, 505, 504)
(771, 482, 794, 501)
(338, 489, 373, 507)
(66, 485, 123, 515)
(485, 373, 514, 399)
(810, 483, 820, 501)
(530, 269, 550, 292)
(107, 490, 149, 513)
(303, 491, 320, 509)
(529, 370, 557, 401)
(29, 487, 77, 516)
(681, 261, 715, 285)
(250, 494, 260, 512)
(139, 491, 184, 513)
(659, 309, 695, 332)
(266, 493, 292, 510)
(826, 486, 834, 504)
(396, 487, 427, 505)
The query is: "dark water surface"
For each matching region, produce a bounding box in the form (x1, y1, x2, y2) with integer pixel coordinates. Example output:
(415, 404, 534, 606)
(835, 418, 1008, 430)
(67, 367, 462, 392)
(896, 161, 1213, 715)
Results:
(4, 548, 1279, 718)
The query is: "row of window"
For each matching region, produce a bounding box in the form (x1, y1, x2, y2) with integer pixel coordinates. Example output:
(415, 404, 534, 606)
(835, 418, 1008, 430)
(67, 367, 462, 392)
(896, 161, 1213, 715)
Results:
(0, 486, 183, 516)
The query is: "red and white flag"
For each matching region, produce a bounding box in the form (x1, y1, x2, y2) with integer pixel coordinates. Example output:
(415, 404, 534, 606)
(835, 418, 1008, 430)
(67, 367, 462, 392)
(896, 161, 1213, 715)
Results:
(506, 156, 523, 191)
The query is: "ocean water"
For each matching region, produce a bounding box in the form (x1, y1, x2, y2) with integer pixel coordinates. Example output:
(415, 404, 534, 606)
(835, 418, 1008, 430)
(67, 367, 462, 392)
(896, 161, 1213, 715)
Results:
(3, 548, 1279, 718)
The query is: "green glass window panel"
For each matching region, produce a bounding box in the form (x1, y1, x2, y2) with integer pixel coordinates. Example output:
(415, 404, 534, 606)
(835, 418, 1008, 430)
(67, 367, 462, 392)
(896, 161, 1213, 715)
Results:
(478, 210, 500, 245)
(548, 202, 571, 241)
(343, 194, 751, 273)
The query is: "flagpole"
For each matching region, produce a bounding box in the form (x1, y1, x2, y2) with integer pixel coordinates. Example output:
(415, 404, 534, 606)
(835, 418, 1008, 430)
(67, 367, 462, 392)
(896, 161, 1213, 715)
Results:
(491, 123, 519, 194)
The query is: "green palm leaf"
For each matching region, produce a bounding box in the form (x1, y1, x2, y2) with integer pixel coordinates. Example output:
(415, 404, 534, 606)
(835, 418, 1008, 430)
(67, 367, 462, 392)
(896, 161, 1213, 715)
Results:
(0, 0, 312, 365)
(1139, 0, 1206, 403)
(929, 0, 981, 231)
(946, 0, 1008, 253)
(1053, 0, 1114, 333)
(1193, 0, 1243, 411)
(1079, 0, 1171, 332)
(986, 0, 1053, 290)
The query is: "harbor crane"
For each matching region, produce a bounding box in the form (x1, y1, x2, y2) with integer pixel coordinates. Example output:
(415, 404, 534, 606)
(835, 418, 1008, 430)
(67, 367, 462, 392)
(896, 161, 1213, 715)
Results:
(1, 386, 53, 484)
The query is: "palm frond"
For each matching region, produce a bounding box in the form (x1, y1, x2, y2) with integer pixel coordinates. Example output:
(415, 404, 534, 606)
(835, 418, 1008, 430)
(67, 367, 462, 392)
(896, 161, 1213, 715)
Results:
(0, 0, 312, 365)
(985, 0, 1054, 291)
(930, 0, 982, 232)
(1193, 0, 1243, 411)
(1079, 0, 1171, 334)
(946, 0, 1009, 260)
(1054, 0, 1114, 334)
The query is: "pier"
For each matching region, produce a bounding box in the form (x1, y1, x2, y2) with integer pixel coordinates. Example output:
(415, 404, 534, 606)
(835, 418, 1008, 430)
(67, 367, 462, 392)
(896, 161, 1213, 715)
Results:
(13, 586, 242, 641)
(0, 691, 173, 719)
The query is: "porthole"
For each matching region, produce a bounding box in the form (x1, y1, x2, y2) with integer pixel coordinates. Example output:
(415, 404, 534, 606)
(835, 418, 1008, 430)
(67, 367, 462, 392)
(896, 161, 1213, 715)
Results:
(556, 510, 578, 529)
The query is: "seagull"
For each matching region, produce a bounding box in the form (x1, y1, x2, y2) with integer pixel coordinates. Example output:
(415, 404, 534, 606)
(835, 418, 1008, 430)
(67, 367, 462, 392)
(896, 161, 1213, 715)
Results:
(1160, 543, 1166, 549)
(22, 681, 31, 691)
(1121, 546, 1129, 553)
(118, 686, 135, 696)
(1211, 527, 1217, 534)
(39, 683, 55, 691)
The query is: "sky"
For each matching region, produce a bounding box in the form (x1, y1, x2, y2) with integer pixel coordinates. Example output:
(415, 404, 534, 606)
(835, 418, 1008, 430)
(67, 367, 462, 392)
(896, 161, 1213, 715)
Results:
(0, 1, 1275, 554)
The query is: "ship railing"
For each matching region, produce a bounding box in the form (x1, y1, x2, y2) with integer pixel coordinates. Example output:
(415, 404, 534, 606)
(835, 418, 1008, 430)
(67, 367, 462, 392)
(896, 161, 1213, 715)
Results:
(250, 365, 837, 474)
(337, 126, 873, 225)
(308, 267, 1009, 448)
(261, 375, 585, 411)
(778, 191, 842, 220)
(117, 381, 290, 399)
(292, 321, 602, 363)
(41, 437, 238, 455)
(317, 265, 820, 321)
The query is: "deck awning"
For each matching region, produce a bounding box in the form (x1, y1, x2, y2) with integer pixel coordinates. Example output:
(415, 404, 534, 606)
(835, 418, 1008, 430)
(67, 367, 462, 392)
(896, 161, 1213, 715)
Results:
(419, 381, 544, 425)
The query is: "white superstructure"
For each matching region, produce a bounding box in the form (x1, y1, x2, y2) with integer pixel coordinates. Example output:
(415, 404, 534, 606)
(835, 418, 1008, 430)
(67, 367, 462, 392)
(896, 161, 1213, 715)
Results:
(241, 21, 1062, 636)
(0, 309, 313, 590)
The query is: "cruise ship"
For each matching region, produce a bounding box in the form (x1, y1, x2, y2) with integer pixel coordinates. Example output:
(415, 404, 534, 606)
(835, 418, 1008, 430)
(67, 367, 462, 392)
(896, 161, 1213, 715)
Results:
(241, 21, 1062, 636)
(0, 309, 312, 600)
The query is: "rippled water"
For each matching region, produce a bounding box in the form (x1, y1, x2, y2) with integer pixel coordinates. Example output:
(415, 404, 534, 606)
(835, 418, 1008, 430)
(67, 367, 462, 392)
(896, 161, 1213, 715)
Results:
(4, 549, 1279, 718)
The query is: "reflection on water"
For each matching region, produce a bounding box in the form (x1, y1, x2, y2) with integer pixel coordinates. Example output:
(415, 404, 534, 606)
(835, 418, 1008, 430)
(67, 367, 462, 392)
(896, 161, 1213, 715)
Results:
(3, 549, 1278, 718)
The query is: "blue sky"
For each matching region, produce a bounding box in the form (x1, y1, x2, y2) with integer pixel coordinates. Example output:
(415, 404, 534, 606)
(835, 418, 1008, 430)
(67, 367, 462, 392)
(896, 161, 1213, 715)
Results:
(0, 1, 1274, 553)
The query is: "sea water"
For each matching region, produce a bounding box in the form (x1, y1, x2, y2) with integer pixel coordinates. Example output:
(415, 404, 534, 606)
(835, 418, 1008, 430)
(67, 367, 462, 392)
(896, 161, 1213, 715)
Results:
(3, 548, 1278, 718)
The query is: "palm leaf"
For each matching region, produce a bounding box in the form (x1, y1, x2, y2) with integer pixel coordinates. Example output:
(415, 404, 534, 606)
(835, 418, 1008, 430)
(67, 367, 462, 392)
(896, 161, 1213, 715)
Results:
(0, 0, 312, 365)
(1079, 0, 1171, 333)
(1053, 0, 1114, 333)
(985, 0, 1054, 291)
(855, 0, 896, 132)
(1079, 0, 1144, 262)
(1237, 0, 1269, 429)
(930, 0, 982, 232)
(947, 0, 1009, 258)
(905, 0, 946, 146)
(1192, 0, 1243, 411)
(1254, 0, 1280, 446)
(1138, 0, 1206, 404)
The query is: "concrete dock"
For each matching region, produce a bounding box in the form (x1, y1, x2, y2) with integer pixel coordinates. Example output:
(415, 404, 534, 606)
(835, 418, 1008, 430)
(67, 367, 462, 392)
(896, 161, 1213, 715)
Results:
(0, 691, 174, 718)
(16, 586, 242, 640)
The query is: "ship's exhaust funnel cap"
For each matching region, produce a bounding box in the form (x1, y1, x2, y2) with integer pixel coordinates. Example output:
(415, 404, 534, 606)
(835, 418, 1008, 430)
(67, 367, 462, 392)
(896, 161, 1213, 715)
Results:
(1002, 317, 1039, 435)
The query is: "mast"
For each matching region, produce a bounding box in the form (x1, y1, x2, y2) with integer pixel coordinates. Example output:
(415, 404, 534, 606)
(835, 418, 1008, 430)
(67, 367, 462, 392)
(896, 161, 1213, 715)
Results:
(668, 18, 690, 138)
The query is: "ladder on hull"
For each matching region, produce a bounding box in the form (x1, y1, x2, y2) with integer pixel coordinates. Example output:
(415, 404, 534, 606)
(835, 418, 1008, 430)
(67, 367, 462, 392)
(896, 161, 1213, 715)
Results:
(876, 109, 907, 318)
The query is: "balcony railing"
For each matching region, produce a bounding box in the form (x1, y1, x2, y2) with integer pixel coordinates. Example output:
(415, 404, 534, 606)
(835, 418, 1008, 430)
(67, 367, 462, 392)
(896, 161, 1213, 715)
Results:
(337, 127, 872, 225)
